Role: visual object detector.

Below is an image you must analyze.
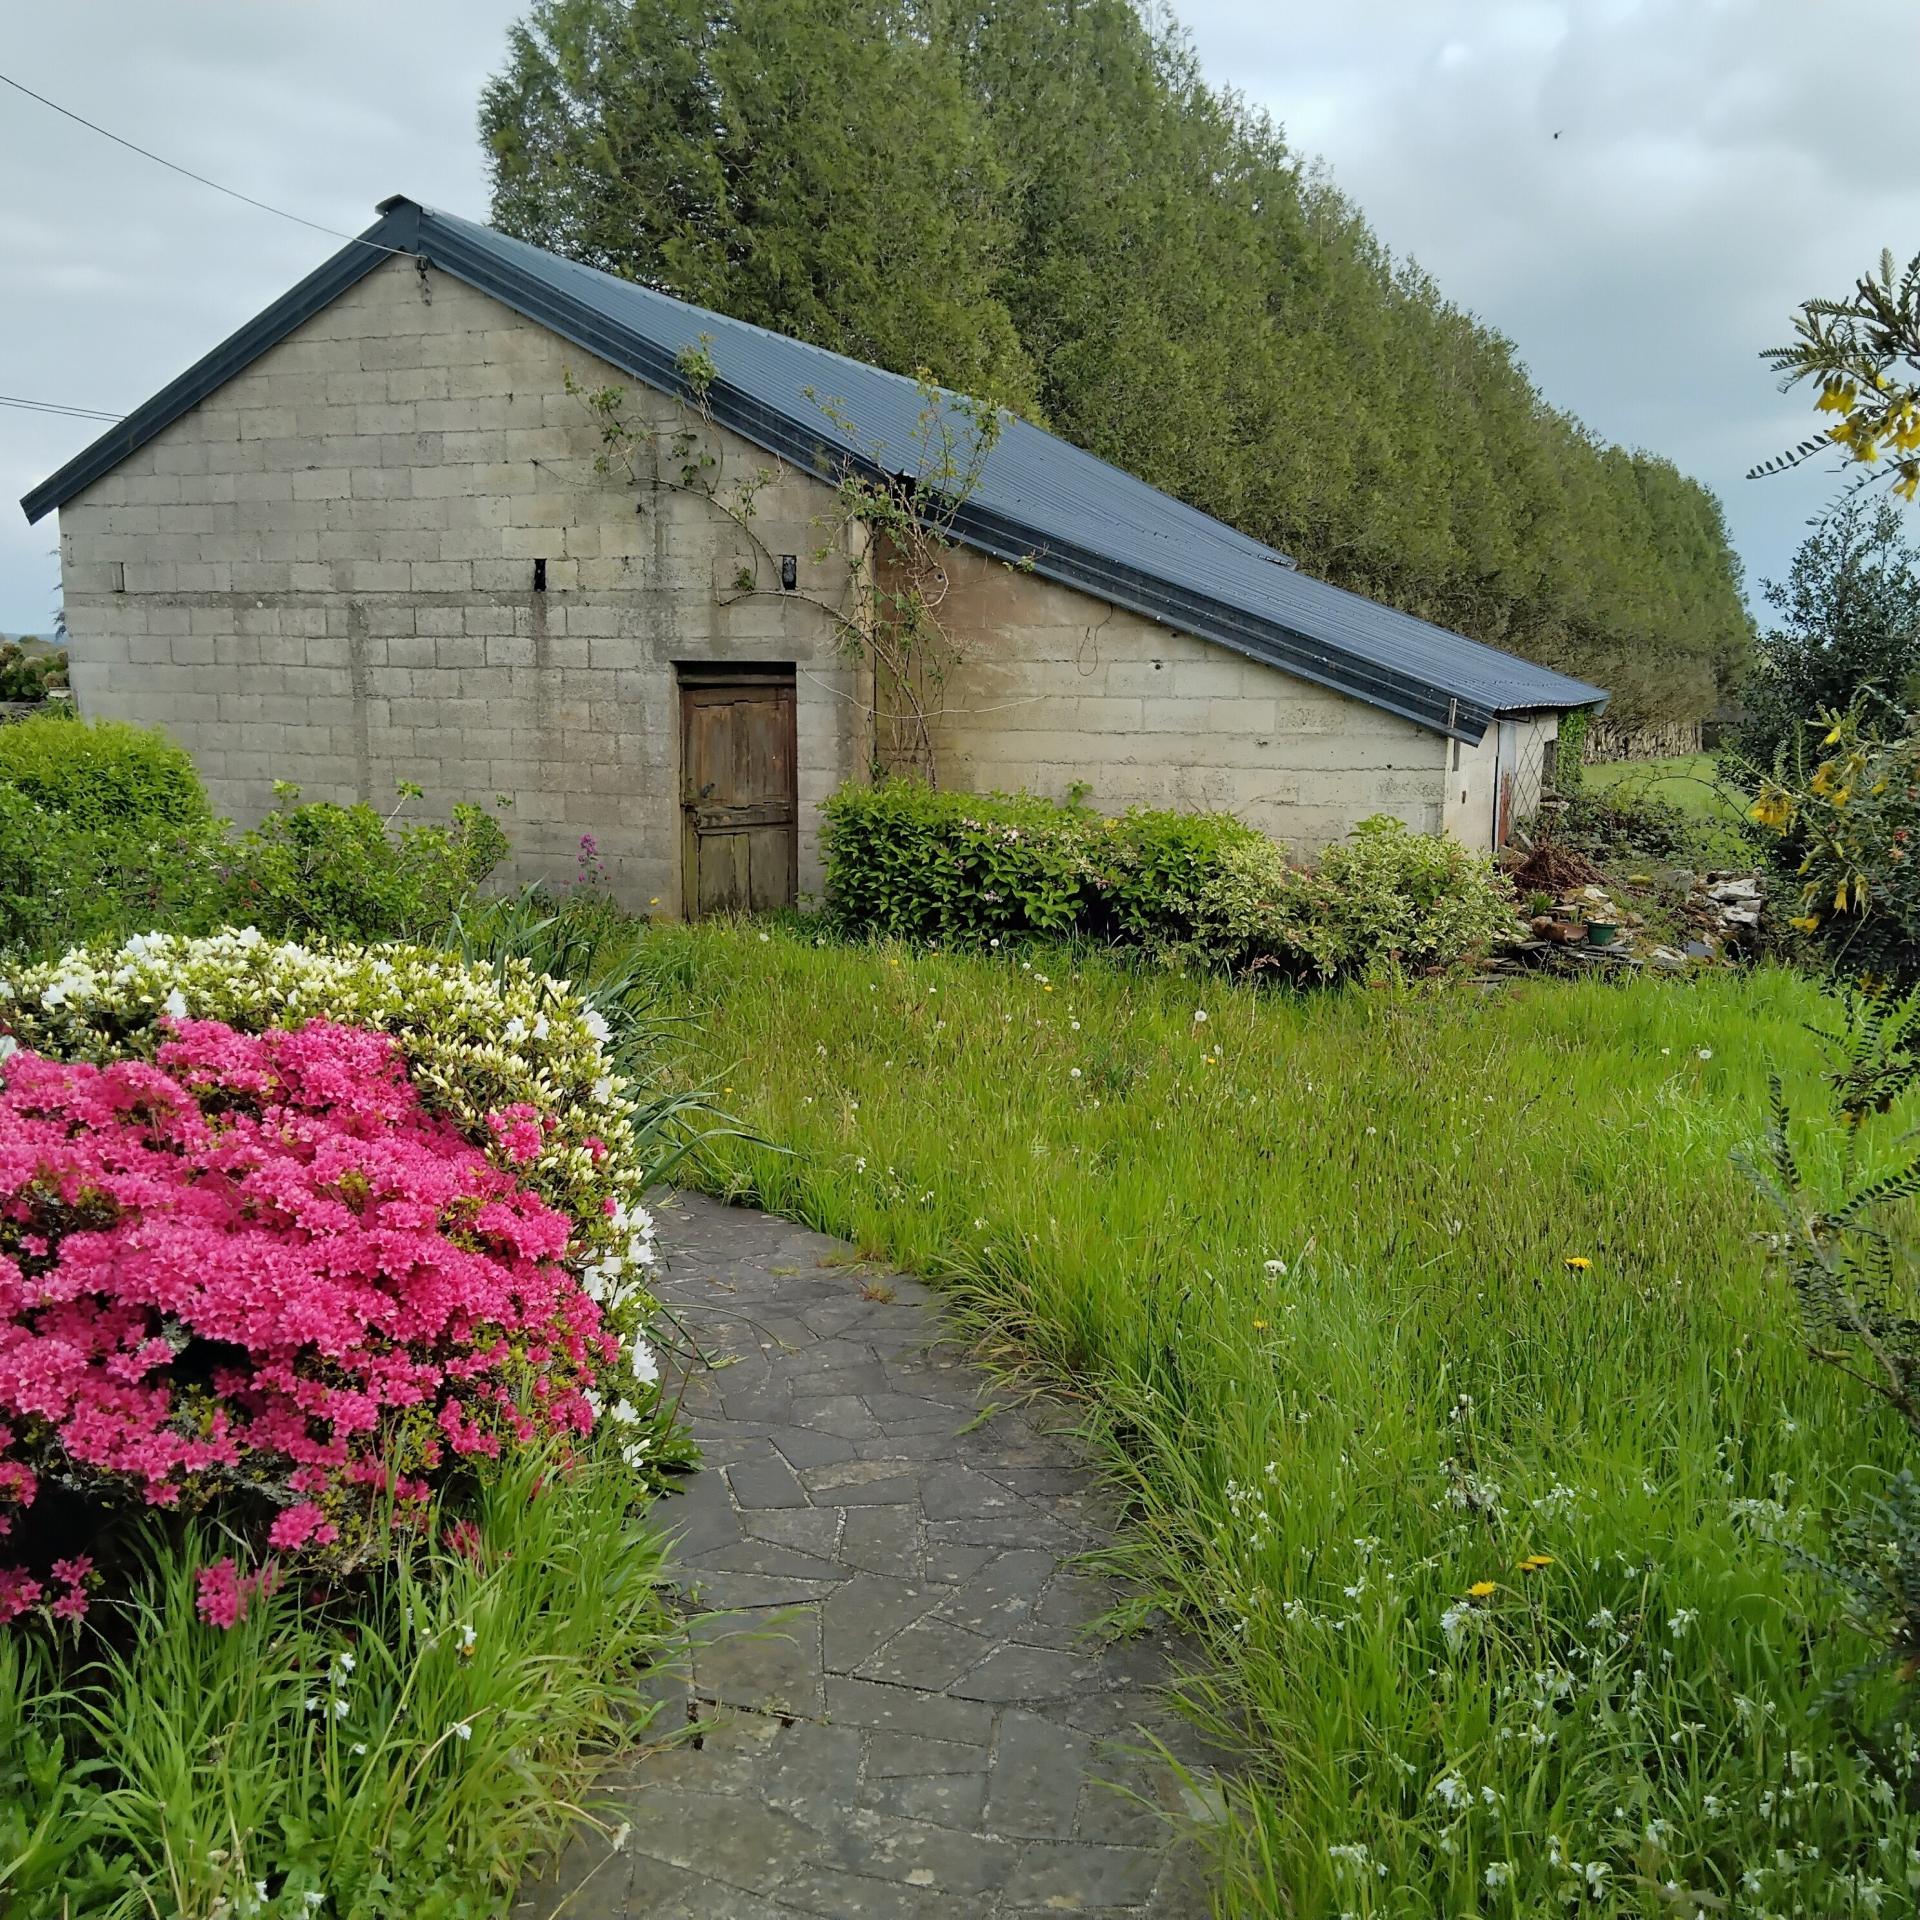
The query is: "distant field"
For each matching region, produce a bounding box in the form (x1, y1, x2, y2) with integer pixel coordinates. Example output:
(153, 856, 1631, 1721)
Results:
(1585, 751, 1756, 861)
(639, 923, 1914, 1917)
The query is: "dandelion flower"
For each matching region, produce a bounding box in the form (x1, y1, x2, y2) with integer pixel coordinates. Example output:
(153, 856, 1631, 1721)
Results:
(1563, 1256, 1591, 1271)
(1697, 1046, 1712, 1061)
(1467, 1579, 1499, 1599)
(1518, 1553, 1555, 1572)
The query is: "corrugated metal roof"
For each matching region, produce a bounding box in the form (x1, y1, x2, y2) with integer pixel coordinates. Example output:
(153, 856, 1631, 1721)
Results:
(23, 195, 1607, 740)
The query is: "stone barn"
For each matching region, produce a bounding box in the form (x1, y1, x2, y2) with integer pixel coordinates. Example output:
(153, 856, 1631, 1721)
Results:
(23, 196, 1605, 916)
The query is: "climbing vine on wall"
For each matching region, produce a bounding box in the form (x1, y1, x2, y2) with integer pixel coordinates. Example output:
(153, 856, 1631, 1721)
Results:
(566, 344, 1015, 785)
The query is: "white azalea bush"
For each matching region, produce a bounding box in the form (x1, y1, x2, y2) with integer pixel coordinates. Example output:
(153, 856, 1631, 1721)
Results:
(1, 929, 669, 1466)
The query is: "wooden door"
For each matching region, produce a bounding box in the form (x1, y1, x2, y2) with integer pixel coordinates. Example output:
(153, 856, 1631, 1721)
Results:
(679, 674, 798, 917)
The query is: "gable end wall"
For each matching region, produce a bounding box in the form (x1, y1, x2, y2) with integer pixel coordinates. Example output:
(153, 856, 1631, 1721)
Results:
(55, 256, 864, 910)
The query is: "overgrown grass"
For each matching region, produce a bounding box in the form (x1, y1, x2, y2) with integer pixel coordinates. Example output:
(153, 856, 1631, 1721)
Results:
(634, 922, 1919, 1917)
(3, 1446, 675, 1919)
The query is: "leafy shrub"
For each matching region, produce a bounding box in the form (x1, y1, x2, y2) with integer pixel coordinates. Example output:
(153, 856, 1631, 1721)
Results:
(822, 780, 1517, 980)
(0, 710, 210, 831)
(223, 785, 509, 943)
(1749, 708, 1920, 986)
(3, 931, 665, 1333)
(1554, 783, 1700, 863)
(0, 731, 511, 958)
(1265, 816, 1523, 978)
(0, 644, 68, 705)
(0, 787, 225, 958)
(0, 1018, 617, 1606)
(821, 781, 1095, 944)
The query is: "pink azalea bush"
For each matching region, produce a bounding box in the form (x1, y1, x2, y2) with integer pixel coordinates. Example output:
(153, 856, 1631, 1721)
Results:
(0, 1016, 620, 1619)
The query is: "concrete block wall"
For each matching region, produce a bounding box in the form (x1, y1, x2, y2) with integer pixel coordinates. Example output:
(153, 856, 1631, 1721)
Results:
(920, 549, 1452, 851)
(57, 257, 864, 909)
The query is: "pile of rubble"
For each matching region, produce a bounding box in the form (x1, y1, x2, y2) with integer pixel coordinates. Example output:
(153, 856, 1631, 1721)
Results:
(1497, 846, 1766, 974)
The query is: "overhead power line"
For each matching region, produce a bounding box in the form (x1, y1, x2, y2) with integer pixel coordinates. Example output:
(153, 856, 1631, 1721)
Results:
(0, 393, 127, 423)
(0, 70, 408, 256)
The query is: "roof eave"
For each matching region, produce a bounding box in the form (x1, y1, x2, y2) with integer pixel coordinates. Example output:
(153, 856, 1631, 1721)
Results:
(21, 194, 1611, 741)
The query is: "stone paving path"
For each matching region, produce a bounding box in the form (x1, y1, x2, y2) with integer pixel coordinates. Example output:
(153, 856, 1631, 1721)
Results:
(521, 1190, 1219, 1919)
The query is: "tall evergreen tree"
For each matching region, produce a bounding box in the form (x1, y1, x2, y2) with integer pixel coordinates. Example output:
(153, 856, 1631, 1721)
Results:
(481, 0, 1752, 724)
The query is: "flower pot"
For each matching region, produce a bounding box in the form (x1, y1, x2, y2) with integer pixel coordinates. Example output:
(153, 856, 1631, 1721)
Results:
(1585, 921, 1621, 948)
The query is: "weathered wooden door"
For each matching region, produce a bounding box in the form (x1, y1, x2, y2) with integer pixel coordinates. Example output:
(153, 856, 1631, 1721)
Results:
(679, 671, 798, 917)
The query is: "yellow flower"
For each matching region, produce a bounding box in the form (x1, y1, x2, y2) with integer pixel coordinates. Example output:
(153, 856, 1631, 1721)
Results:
(1749, 787, 1793, 832)
(1467, 1580, 1499, 1599)
(1816, 379, 1858, 414)
(1564, 1256, 1591, 1272)
(1252, 1317, 1270, 1331)
(1788, 914, 1821, 934)
(1518, 1553, 1555, 1572)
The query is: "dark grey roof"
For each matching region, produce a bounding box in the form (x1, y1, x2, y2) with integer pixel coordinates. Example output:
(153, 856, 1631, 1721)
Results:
(23, 195, 1607, 741)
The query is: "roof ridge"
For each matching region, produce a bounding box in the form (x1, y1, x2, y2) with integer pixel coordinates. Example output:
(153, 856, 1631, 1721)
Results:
(22, 193, 1607, 738)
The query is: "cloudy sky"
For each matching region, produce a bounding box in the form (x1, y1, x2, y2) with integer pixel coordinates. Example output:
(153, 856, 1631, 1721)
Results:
(4, 0, 1917, 638)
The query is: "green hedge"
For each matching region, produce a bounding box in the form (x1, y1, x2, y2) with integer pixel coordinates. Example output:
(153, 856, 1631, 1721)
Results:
(820, 780, 1517, 979)
(0, 716, 510, 958)
(0, 710, 211, 830)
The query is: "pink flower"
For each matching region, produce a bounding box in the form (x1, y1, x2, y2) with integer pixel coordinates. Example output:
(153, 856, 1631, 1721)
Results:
(267, 1503, 339, 1552)
(0, 1566, 43, 1622)
(487, 1103, 545, 1166)
(0, 1018, 616, 1622)
(196, 1557, 244, 1630)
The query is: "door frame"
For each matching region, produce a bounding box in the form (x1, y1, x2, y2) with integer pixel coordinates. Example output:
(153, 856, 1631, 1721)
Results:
(675, 662, 799, 920)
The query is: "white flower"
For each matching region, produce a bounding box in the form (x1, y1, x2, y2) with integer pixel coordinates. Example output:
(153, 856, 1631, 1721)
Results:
(303, 1894, 324, 1912)
(162, 987, 189, 1020)
(458, 1623, 477, 1653)
(1697, 1046, 1712, 1061)
(1192, 1009, 1208, 1024)
(581, 1009, 611, 1043)
(1264, 1258, 1287, 1276)
(593, 1075, 615, 1104)
(502, 1016, 528, 1043)
(450, 1720, 472, 1742)
(1484, 1862, 1512, 1889)
(630, 1337, 659, 1385)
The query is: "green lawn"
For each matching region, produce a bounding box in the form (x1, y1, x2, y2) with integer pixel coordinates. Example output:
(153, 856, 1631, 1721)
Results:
(1583, 753, 1756, 863)
(638, 924, 1917, 1917)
